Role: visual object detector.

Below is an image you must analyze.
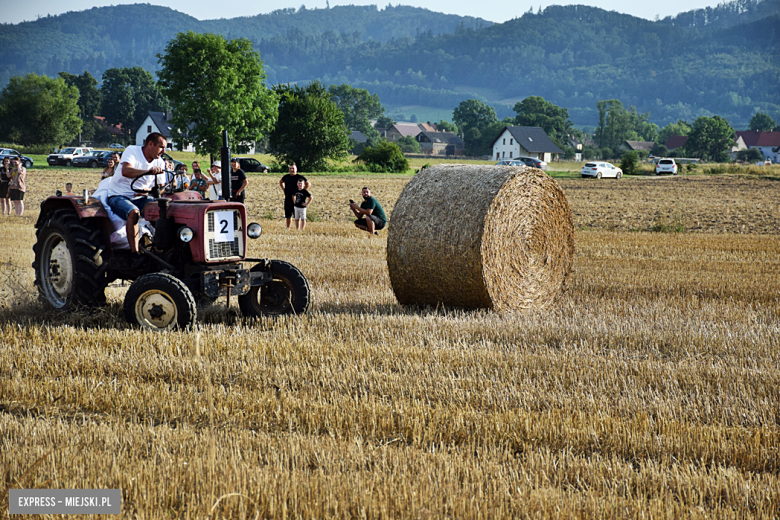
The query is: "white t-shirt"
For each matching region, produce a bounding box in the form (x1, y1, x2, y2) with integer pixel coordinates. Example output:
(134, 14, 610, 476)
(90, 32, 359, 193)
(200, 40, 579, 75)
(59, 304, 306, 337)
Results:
(208, 170, 222, 200)
(107, 145, 166, 198)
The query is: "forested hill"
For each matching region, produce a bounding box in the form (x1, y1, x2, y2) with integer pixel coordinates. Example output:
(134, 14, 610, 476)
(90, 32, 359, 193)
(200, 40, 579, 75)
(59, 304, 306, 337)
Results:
(1, 1, 778, 127)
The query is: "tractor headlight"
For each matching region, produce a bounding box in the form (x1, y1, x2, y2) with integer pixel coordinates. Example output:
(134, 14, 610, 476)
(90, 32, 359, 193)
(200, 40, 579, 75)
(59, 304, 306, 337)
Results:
(178, 226, 194, 243)
(247, 223, 262, 239)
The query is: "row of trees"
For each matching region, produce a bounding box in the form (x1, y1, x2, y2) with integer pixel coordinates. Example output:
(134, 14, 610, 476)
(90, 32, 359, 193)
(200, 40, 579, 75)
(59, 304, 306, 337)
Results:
(2, 29, 778, 166)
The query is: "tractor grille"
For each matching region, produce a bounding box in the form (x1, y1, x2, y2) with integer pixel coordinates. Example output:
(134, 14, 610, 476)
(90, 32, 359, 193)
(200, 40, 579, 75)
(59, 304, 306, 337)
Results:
(204, 209, 243, 261)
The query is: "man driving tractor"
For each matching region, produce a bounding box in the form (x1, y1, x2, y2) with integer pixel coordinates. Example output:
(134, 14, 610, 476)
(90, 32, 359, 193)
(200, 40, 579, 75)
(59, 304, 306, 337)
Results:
(105, 132, 167, 253)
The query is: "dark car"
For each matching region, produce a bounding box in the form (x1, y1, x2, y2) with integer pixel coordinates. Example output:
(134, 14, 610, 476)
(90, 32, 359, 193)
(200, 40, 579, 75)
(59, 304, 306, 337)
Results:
(0, 149, 34, 169)
(517, 156, 548, 170)
(72, 150, 111, 168)
(235, 157, 270, 173)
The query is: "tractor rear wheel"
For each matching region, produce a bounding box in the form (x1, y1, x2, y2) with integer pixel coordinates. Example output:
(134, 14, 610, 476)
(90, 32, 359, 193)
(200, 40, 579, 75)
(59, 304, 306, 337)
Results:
(238, 260, 311, 317)
(124, 273, 197, 331)
(33, 208, 108, 310)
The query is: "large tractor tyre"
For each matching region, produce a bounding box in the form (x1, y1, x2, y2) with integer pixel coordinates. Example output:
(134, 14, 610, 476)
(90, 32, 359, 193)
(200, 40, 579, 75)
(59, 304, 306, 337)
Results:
(124, 273, 197, 332)
(239, 260, 311, 317)
(33, 208, 108, 310)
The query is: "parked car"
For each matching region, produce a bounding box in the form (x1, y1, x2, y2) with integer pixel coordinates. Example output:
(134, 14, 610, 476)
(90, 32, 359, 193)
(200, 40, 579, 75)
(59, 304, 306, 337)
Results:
(0, 149, 34, 168)
(581, 162, 623, 179)
(109, 143, 125, 149)
(47, 147, 94, 166)
(235, 157, 270, 173)
(655, 158, 678, 175)
(516, 156, 548, 170)
(72, 150, 111, 168)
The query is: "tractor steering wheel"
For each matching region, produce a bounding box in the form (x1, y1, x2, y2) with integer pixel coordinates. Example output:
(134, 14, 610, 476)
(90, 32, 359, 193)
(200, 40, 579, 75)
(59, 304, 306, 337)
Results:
(130, 169, 176, 195)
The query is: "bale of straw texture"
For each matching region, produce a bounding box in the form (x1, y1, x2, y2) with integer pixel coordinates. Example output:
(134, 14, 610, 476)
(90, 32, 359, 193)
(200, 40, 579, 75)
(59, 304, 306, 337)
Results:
(387, 164, 574, 311)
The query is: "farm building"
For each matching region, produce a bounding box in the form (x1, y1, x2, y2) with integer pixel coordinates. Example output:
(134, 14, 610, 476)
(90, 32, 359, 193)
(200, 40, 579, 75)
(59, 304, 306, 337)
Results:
(620, 140, 655, 153)
(491, 126, 564, 163)
(415, 131, 464, 156)
(735, 130, 780, 163)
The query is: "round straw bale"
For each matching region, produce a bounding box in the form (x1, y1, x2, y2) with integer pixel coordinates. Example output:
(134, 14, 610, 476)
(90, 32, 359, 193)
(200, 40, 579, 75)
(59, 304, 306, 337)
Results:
(387, 164, 574, 311)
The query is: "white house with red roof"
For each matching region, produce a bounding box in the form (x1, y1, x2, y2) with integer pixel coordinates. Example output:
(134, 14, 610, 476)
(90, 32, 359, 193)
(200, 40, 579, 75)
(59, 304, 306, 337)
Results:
(735, 130, 780, 163)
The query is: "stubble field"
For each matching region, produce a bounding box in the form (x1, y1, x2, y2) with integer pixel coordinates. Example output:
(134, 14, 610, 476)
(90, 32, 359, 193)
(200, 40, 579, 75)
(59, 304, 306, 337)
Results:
(1, 169, 779, 518)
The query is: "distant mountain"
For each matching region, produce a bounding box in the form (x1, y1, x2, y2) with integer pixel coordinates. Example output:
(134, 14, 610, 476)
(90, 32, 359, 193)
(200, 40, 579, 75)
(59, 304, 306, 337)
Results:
(0, 2, 778, 127)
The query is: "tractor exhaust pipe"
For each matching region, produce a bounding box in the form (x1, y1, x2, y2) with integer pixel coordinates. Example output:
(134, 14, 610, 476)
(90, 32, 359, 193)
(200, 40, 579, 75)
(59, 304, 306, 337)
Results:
(221, 130, 232, 201)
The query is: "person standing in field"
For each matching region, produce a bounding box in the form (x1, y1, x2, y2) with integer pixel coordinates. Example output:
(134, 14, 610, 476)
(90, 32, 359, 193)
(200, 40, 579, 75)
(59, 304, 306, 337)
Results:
(350, 186, 386, 235)
(229, 157, 248, 203)
(291, 178, 312, 230)
(0, 157, 11, 215)
(207, 161, 223, 200)
(279, 164, 310, 228)
(8, 156, 27, 216)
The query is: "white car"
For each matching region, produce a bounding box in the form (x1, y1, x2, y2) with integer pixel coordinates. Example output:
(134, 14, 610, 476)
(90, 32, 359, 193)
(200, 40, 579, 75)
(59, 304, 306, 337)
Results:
(581, 162, 622, 179)
(109, 143, 125, 149)
(655, 158, 678, 175)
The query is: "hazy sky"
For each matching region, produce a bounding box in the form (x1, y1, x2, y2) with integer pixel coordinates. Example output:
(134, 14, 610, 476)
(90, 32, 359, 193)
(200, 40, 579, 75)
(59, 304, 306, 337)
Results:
(7, 0, 719, 25)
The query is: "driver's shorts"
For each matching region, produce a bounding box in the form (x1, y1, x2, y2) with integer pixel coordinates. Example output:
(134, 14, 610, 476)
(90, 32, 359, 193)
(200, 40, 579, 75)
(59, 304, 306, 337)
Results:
(107, 195, 155, 220)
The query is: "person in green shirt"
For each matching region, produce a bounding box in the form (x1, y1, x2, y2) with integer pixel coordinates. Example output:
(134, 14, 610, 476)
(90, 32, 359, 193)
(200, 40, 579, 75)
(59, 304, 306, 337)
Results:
(350, 186, 386, 235)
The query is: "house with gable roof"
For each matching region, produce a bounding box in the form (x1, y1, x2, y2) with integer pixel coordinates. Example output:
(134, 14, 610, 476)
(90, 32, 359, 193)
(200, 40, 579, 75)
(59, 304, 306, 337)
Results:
(385, 123, 422, 142)
(491, 126, 563, 163)
(735, 130, 780, 163)
(416, 131, 464, 156)
(135, 111, 258, 154)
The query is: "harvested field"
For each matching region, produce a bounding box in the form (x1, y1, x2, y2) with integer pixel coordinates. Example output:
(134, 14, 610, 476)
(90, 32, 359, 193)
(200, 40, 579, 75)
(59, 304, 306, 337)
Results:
(1, 169, 779, 518)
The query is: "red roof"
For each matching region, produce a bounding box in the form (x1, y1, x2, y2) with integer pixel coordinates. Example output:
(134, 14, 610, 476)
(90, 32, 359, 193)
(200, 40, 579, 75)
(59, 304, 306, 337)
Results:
(735, 130, 780, 147)
(94, 116, 124, 136)
(664, 135, 688, 150)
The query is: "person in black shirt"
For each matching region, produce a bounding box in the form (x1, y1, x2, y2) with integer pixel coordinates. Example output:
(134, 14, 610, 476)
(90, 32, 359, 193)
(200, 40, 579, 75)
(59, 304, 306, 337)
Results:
(229, 158, 248, 203)
(279, 164, 310, 228)
(291, 178, 312, 230)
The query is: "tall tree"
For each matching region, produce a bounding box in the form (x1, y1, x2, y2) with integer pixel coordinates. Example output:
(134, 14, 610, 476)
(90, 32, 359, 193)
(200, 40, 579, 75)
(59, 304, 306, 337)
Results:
(328, 84, 384, 145)
(157, 32, 278, 157)
(749, 112, 776, 132)
(102, 67, 168, 137)
(58, 71, 101, 119)
(453, 99, 498, 155)
(513, 96, 572, 144)
(595, 99, 634, 151)
(268, 81, 350, 171)
(686, 116, 734, 162)
(657, 120, 691, 145)
(0, 73, 81, 146)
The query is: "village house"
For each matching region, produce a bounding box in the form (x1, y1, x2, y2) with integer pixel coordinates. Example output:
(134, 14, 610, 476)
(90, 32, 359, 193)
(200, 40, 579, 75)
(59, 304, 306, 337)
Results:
(135, 111, 196, 152)
(491, 126, 563, 163)
(384, 123, 422, 142)
(735, 130, 780, 163)
(620, 140, 655, 153)
(415, 131, 464, 156)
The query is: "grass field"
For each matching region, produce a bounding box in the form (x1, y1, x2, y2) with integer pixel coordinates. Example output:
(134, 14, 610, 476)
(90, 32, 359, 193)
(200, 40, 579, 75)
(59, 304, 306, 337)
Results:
(1, 169, 779, 518)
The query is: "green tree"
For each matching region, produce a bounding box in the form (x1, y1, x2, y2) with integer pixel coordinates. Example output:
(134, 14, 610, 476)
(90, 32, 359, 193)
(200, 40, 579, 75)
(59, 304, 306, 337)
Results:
(396, 135, 421, 153)
(58, 71, 101, 119)
(595, 99, 635, 151)
(736, 148, 763, 162)
(158, 32, 277, 158)
(686, 116, 734, 162)
(749, 112, 776, 131)
(268, 81, 350, 171)
(453, 99, 498, 156)
(512, 96, 572, 144)
(0, 73, 81, 146)
(619, 150, 639, 175)
(355, 141, 409, 172)
(375, 115, 395, 129)
(436, 120, 458, 133)
(657, 120, 691, 145)
(102, 67, 168, 137)
(328, 84, 384, 145)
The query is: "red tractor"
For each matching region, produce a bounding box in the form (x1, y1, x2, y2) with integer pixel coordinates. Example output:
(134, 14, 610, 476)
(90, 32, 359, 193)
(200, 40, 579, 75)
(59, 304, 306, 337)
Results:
(32, 132, 310, 331)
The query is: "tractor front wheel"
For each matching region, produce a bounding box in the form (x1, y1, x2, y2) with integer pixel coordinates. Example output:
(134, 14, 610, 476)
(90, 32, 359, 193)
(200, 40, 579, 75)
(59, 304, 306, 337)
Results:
(124, 273, 197, 331)
(238, 260, 311, 317)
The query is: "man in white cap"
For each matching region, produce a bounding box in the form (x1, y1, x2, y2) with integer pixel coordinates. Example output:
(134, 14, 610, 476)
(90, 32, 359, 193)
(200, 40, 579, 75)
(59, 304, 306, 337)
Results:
(206, 160, 222, 199)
